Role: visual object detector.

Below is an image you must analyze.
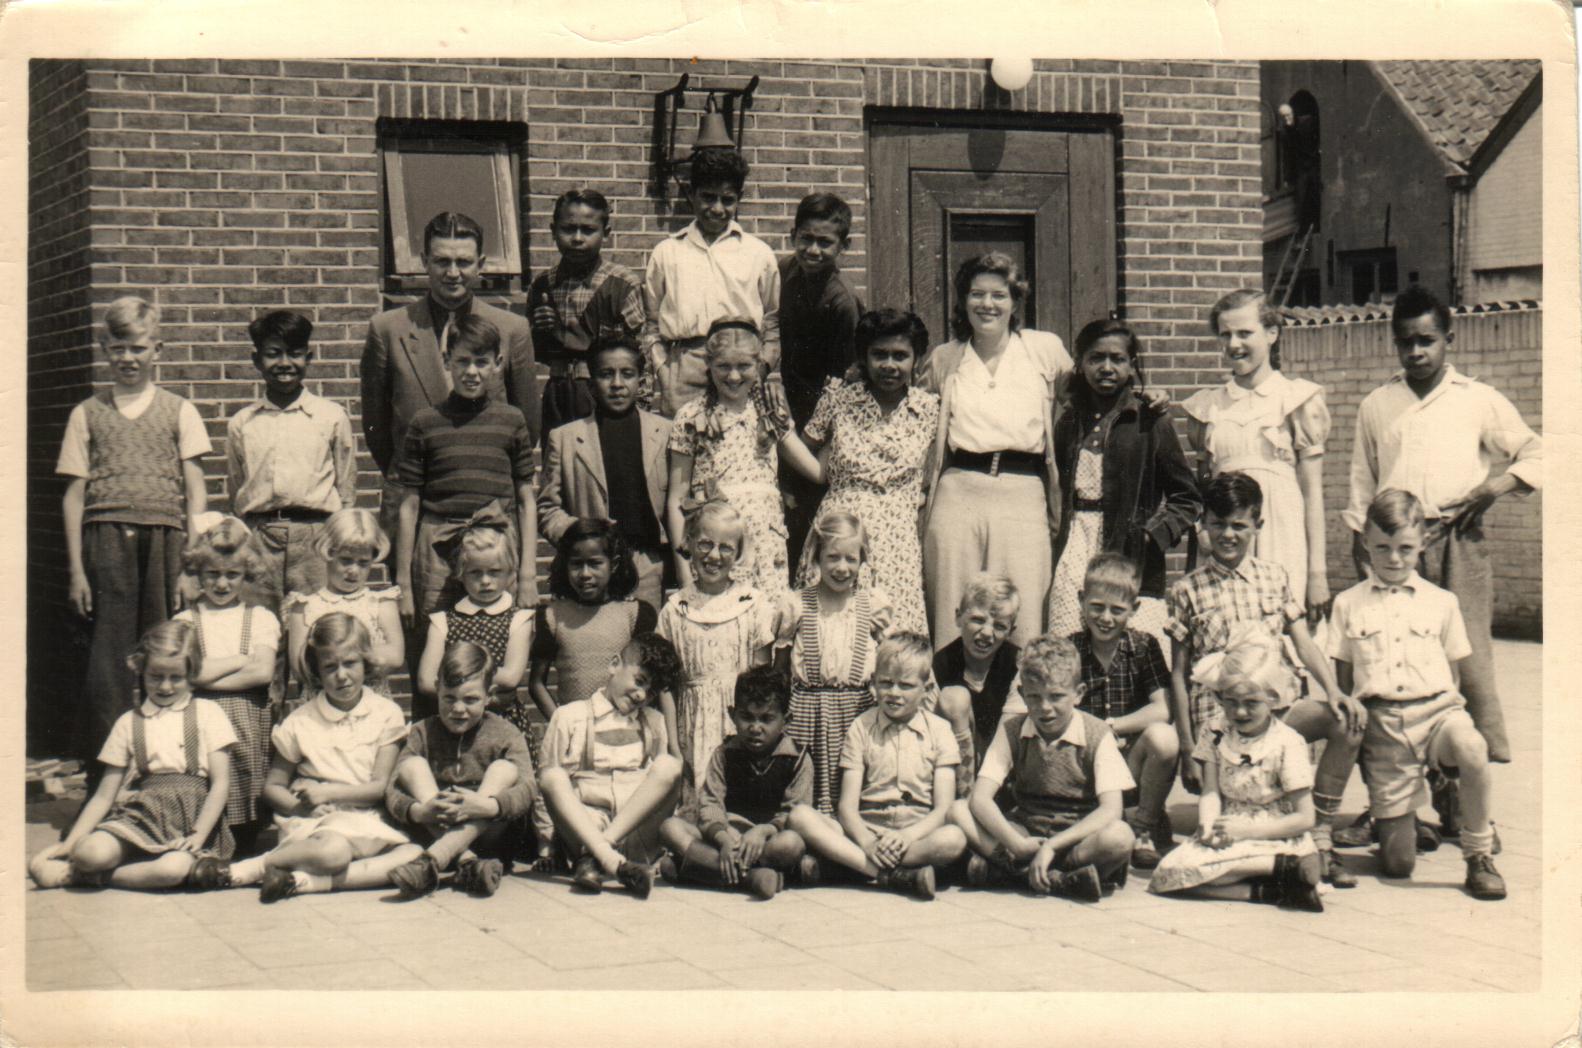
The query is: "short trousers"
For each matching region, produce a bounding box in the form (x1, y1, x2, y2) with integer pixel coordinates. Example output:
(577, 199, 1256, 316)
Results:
(559, 770, 668, 863)
(1005, 809, 1088, 870)
(1363, 692, 1475, 819)
(858, 802, 930, 833)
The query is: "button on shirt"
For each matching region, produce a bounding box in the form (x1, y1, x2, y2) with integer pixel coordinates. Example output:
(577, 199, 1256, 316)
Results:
(226, 390, 358, 515)
(271, 689, 408, 785)
(1326, 573, 1472, 700)
(840, 707, 960, 810)
(640, 220, 781, 360)
(98, 695, 238, 778)
(946, 335, 1049, 454)
(1344, 366, 1542, 530)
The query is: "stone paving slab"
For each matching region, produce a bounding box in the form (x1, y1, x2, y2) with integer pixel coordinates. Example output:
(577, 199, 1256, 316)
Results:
(22, 640, 1546, 994)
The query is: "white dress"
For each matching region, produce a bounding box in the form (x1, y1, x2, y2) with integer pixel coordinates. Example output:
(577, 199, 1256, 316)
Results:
(1182, 373, 1331, 605)
(284, 586, 401, 696)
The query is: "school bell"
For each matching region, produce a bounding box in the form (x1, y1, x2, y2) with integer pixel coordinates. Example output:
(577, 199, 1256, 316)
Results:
(691, 93, 736, 152)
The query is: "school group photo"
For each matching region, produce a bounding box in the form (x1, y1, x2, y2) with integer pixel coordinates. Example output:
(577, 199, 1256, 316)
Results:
(22, 53, 1546, 996)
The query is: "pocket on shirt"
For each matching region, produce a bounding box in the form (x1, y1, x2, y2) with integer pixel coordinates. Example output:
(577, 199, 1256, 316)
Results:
(1404, 617, 1446, 673)
(1343, 612, 1387, 663)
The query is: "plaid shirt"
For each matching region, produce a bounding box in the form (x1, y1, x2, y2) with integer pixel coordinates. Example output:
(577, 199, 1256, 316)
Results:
(527, 258, 646, 362)
(1069, 629, 1170, 721)
(1166, 556, 1303, 731)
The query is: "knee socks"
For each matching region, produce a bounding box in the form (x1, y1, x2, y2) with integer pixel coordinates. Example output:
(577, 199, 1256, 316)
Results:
(1311, 791, 1343, 850)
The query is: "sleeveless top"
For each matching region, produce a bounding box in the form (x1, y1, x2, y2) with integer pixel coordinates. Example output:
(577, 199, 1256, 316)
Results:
(83, 388, 186, 528)
(722, 741, 810, 826)
(1002, 709, 1113, 819)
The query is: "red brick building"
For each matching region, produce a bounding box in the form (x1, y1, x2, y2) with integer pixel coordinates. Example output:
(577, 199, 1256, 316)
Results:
(28, 57, 1266, 748)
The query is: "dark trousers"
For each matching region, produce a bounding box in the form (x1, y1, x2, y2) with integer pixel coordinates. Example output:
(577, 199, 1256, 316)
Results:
(1420, 523, 1509, 762)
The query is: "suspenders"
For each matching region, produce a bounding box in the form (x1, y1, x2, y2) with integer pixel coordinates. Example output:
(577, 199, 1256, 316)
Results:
(131, 699, 202, 778)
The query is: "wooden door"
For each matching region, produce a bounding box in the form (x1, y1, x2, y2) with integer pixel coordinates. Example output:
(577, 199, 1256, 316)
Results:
(869, 120, 1116, 349)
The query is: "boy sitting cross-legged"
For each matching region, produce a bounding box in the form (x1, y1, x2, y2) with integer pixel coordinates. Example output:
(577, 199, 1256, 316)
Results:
(657, 665, 813, 900)
(1328, 489, 1505, 900)
(385, 640, 537, 899)
(787, 632, 967, 901)
(949, 634, 1136, 902)
(537, 632, 685, 898)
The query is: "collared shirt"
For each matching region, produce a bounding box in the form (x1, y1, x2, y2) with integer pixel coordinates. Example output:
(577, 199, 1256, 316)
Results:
(1071, 629, 1170, 721)
(386, 711, 536, 825)
(226, 390, 358, 515)
(697, 733, 813, 838)
(840, 706, 960, 810)
(271, 688, 408, 785)
(56, 384, 210, 477)
(1326, 572, 1471, 700)
(541, 689, 665, 775)
(1166, 556, 1303, 663)
(977, 711, 1133, 795)
(528, 257, 646, 362)
(174, 603, 282, 661)
(640, 220, 781, 359)
(98, 694, 238, 778)
(1344, 366, 1542, 530)
(946, 334, 1049, 454)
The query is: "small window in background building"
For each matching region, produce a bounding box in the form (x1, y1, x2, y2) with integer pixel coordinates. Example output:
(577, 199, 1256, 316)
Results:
(378, 119, 525, 287)
(1338, 247, 1398, 304)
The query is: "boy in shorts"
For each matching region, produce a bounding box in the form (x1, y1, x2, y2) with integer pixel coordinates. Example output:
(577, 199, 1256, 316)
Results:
(537, 633, 684, 898)
(1329, 489, 1504, 899)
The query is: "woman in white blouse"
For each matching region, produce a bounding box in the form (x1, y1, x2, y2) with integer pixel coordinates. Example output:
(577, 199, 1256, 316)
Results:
(917, 254, 1071, 650)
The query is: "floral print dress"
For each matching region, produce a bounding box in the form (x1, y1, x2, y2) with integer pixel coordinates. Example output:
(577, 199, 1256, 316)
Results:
(796, 381, 940, 635)
(670, 397, 790, 595)
(1149, 716, 1317, 893)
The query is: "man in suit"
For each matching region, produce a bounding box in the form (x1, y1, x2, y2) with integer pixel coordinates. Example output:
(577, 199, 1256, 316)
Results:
(361, 210, 540, 541)
(538, 340, 671, 610)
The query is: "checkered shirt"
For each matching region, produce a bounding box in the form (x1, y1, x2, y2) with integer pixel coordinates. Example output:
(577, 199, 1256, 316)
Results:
(1070, 629, 1170, 722)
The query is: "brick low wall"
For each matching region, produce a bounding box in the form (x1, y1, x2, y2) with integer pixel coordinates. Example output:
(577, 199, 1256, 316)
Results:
(1277, 305, 1543, 637)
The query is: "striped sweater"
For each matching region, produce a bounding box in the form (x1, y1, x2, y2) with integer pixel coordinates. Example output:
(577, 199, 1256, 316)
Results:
(393, 393, 534, 516)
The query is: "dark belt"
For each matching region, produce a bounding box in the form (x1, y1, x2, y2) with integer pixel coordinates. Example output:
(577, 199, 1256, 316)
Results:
(1072, 496, 1105, 512)
(545, 359, 591, 380)
(664, 336, 709, 351)
(950, 449, 1045, 477)
(245, 508, 330, 524)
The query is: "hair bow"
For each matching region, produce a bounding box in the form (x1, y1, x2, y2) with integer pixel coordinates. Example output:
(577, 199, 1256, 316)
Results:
(430, 500, 513, 565)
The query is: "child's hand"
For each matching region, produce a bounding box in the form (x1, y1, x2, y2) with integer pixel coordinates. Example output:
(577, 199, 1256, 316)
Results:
(295, 782, 336, 810)
(439, 787, 499, 823)
(1138, 385, 1172, 415)
(398, 589, 416, 632)
(1208, 817, 1244, 847)
(872, 830, 908, 869)
(1179, 754, 1202, 794)
(717, 832, 744, 884)
(738, 825, 774, 867)
(1327, 690, 1368, 741)
(411, 797, 446, 829)
(1010, 835, 1044, 863)
(36, 841, 69, 863)
(68, 571, 93, 618)
(1028, 841, 1058, 894)
(174, 832, 207, 854)
(870, 605, 894, 638)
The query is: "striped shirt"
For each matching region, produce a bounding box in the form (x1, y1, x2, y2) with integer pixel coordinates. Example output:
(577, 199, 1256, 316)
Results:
(394, 393, 534, 517)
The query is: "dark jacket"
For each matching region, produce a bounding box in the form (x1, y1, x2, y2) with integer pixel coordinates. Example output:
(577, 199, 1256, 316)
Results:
(1053, 387, 1201, 599)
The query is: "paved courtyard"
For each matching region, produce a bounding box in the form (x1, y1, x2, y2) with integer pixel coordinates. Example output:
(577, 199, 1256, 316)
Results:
(24, 641, 1541, 994)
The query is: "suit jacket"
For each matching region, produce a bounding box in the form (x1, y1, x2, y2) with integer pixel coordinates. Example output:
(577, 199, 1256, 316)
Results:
(537, 411, 672, 548)
(360, 296, 539, 474)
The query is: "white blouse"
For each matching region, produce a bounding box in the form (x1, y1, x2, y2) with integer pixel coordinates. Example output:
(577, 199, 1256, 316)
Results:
(946, 334, 1048, 454)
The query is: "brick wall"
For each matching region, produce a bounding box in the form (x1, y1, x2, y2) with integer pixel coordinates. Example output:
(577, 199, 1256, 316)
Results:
(27, 57, 1262, 746)
(1278, 305, 1542, 636)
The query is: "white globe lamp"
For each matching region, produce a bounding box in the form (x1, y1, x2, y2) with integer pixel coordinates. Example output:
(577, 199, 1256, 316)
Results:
(990, 57, 1034, 92)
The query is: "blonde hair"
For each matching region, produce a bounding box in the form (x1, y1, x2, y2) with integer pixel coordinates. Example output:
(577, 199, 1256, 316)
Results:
(448, 526, 518, 577)
(315, 507, 390, 563)
(957, 572, 1021, 621)
(1018, 633, 1082, 692)
(874, 631, 934, 684)
(1193, 624, 1299, 707)
(683, 499, 748, 559)
(805, 509, 868, 582)
(102, 296, 160, 340)
(125, 619, 201, 679)
(183, 515, 260, 578)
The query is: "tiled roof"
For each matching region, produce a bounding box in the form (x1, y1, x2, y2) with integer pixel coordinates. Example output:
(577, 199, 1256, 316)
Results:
(1280, 299, 1541, 326)
(1373, 60, 1541, 169)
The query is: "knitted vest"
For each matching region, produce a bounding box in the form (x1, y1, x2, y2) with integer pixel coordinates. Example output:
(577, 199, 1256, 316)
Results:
(548, 599, 642, 707)
(1002, 709, 1111, 819)
(722, 742, 809, 826)
(83, 388, 187, 528)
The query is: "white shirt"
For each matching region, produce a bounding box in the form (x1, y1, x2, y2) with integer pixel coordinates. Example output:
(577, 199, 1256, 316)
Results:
(946, 334, 1049, 454)
(640, 221, 781, 355)
(226, 390, 358, 515)
(1326, 572, 1472, 700)
(272, 689, 407, 785)
(175, 603, 281, 660)
(98, 695, 238, 779)
(1344, 367, 1541, 530)
(56, 385, 211, 477)
(977, 712, 1135, 796)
